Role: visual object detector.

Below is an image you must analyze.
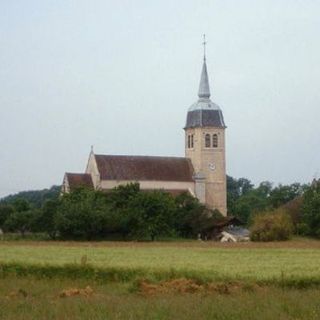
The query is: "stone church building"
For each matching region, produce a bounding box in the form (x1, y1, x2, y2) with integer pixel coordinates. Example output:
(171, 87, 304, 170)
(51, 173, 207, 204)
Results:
(62, 49, 227, 216)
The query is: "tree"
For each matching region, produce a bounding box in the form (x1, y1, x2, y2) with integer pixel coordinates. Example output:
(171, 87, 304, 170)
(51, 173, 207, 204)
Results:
(238, 178, 254, 195)
(302, 183, 320, 237)
(226, 176, 239, 213)
(127, 191, 176, 241)
(55, 188, 111, 240)
(38, 199, 60, 239)
(227, 176, 254, 213)
(269, 183, 305, 209)
(233, 190, 270, 224)
(174, 192, 213, 237)
(282, 197, 304, 232)
(12, 198, 30, 212)
(0, 204, 14, 229)
(4, 210, 36, 236)
(107, 183, 140, 209)
(256, 181, 273, 198)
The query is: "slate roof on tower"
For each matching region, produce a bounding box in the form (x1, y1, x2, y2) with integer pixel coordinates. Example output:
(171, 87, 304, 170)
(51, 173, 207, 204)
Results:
(185, 53, 226, 129)
(94, 155, 194, 182)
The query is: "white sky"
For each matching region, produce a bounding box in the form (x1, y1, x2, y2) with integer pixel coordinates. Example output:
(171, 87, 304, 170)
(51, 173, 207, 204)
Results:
(0, 0, 319, 197)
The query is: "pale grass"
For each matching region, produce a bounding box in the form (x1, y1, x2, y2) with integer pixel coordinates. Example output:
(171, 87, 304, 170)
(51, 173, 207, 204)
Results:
(0, 277, 320, 320)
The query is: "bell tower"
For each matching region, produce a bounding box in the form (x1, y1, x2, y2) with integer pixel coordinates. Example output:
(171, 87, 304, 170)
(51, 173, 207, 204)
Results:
(184, 36, 227, 216)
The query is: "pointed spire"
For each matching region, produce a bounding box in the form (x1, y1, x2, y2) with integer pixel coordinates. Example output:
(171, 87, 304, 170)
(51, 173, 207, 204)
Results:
(198, 34, 211, 99)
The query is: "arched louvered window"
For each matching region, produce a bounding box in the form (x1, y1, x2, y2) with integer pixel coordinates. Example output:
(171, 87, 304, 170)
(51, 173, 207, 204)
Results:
(191, 135, 194, 148)
(205, 134, 211, 148)
(212, 134, 218, 148)
(187, 135, 191, 148)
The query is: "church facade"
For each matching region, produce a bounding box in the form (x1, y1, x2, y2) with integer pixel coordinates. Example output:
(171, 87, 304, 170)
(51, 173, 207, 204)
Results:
(62, 49, 227, 216)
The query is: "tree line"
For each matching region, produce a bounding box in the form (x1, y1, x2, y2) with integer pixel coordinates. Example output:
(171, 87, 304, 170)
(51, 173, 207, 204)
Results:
(1, 176, 320, 240)
(227, 177, 307, 223)
(0, 183, 221, 240)
(227, 176, 320, 239)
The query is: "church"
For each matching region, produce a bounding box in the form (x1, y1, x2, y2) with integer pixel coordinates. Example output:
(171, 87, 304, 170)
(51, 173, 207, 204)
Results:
(62, 43, 227, 216)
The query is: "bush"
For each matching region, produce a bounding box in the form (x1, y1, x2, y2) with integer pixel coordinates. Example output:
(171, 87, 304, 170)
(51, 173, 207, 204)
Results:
(250, 209, 294, 241)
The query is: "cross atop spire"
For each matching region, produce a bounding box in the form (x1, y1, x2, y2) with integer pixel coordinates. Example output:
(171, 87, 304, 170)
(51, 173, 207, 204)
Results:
(198, 34, 211, 99)
(202, 34, 206, 61)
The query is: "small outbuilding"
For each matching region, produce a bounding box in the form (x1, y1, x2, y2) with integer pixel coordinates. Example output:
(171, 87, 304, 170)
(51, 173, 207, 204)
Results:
(201, 216, 246, 241)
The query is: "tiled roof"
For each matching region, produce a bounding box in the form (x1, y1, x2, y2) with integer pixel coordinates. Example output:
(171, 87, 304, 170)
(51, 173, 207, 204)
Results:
(94, 155, 194, 182)
(65, 173, 93, 190)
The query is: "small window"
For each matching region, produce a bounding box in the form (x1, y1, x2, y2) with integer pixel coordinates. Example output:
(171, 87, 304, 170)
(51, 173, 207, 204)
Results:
(205, 134, 211, 148)
(187, 135, 191, 148)
(212, 134, 218, 148)
(191, 135, 194, 148)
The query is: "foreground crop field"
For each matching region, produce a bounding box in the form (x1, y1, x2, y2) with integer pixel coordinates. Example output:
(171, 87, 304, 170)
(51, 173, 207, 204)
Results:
(1, 239, 320, 319)
(0, 238, 320, 283)
(1, 277, 320, 320)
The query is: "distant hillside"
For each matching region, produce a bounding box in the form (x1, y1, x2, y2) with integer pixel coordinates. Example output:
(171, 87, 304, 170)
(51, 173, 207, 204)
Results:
(0, 185, 61, 208)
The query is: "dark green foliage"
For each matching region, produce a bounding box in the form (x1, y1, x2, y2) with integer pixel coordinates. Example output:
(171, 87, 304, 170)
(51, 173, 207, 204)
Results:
(105, 183, 142, 238)
(0, 204, 14, 228)
(233, 190, 269, 224)
(55, 188, 111, 240)
(1, 185, 60, 208)
(269, 183, 306, 208)
(0, 177, 312, 240)
(127, 190, 176, 241)
(52, 185, 221, 241)
(282, 197, 304, 232)
(173, 192, 207, 237)
(37, 199, 60, 239)
(227, 176, 254, 213)
(4, 210, 37, 236)
(228, 177, 306, 225)
(12, 198, 31, 212)
(250, 209, 294, 241)
(227, 178, 271, 223)
(107, 183, 140, 209)
(2, 198, 39, 236)
(302, 183, 320, 237)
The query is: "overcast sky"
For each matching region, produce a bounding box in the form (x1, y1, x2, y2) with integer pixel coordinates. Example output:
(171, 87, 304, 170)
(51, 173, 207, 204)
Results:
(0, 0, 319, 197)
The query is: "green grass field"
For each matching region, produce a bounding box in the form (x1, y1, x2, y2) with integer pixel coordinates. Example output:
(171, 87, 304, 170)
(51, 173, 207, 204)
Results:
(1, 239, 320, 319)
(1, 239, 320, 283)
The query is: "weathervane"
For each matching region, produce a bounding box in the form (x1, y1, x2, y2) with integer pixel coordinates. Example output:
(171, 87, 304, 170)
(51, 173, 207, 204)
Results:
(202, 34, 207, 61)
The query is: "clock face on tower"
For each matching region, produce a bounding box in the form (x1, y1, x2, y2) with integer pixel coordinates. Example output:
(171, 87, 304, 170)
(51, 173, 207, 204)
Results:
(209, 163, 216, 171)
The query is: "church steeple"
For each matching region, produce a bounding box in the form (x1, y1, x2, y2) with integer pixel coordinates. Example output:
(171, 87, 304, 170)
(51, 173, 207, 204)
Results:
(184, 35, 227, 216)
(198, 34, 211, 99)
